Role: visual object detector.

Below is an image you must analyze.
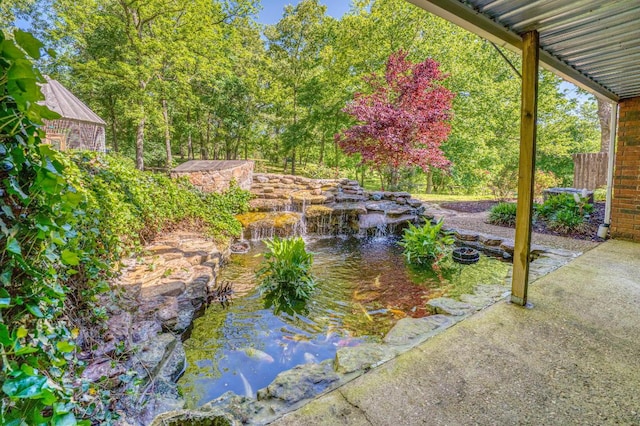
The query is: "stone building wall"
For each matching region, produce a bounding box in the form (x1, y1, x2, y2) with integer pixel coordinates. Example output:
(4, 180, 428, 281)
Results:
(170, 160, 254, 193)
(611, 96, 640, 241)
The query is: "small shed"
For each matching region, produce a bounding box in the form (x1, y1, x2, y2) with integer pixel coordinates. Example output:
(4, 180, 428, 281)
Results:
(40, 76, 106, 152)
(170, 160, 254, 193)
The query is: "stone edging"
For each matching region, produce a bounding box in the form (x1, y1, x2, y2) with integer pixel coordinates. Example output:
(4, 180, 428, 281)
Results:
(86, 233, 227, 425)
(150, 233, 580, 426)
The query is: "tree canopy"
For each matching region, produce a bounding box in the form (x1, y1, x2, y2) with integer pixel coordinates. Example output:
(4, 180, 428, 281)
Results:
(5, 0, 600, 193)
(337, 50, 454, 189)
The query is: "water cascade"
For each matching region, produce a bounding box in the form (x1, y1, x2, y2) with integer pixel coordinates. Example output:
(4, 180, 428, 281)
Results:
(240, 173, 430, 240)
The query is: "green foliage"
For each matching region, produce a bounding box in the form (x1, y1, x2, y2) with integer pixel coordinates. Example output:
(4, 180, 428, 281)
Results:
(593, 186, 607, 202)
(487, 202, 518, 227)
(487, 164, 518, 201)
(256, 237, 316, 314)
(399, 219, 455, 267)
(24, 0, 600, 193)
(548, 209, 586, 233)
(0, 28, 250, 422)
(536, 193, 593, 219)
(297, 162, 339, 179)
(536, 193, 593, 232)
(534, 169, 562, 200)
(73, 153, 250, 246)
(0, 29, 94, 425)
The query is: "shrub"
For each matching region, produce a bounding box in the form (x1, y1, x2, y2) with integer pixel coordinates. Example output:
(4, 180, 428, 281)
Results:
(298, 163, 339, 179)
(73, 152, 250, 247)
(488, 165, 518, 201)
(536, 193, 593, 233)
(534, 170, 561, 200)
(594, 186, 607, 202)
(256, 237, 316, 314)
(487, 202, 518, 227)
(399, 219, 455, 267)
(549, 209, 586, 233)
(536, 193, 593, 220)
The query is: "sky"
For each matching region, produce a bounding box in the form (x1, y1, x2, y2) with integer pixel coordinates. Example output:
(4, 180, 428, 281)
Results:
(256, 1, 352, 25)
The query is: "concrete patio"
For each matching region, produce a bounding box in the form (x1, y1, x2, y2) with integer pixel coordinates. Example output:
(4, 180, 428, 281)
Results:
(271, 240, 640, 425)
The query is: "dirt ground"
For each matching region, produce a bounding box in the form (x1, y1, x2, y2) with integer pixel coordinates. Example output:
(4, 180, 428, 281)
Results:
(424, 200, 603, 253)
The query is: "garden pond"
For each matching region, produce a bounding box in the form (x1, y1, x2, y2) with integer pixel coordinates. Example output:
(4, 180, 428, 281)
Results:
(177, 236, 509, 408)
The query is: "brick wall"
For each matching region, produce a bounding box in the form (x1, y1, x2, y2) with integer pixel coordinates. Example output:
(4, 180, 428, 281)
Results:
(611, 96, 640, 241)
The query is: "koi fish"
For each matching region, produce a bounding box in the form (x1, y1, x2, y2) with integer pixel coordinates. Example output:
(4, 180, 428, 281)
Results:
(388, 308, 407, 318)
(355, 302, 373, 322)
(282, 334, 311, 342)
(239, 347, 274, 363)
(304, 352, 319, 364)
(238, 370, 254, 398)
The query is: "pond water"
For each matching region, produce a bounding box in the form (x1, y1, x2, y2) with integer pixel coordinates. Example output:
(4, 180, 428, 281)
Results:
(178, 237, 509, 408)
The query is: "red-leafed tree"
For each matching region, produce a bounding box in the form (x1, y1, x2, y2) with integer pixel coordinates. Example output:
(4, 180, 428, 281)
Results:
(336, 50, 455, 190)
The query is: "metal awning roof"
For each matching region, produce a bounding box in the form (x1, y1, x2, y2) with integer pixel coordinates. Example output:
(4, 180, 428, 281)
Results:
(407, 0, 640, 102)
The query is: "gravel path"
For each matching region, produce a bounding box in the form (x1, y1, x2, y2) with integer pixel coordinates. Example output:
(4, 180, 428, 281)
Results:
(424, 203, 601, 253)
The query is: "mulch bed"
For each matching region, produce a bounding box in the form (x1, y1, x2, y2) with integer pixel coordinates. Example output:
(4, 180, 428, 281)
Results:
(531, 202, 606, 241)
(440, 200, 500, 213)
(439, 200, 606, 242)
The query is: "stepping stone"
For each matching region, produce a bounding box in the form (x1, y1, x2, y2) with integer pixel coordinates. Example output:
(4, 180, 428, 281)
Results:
(459, 294, 496, 308)
(426, 297, 476, 316)
(383, 315, 454, 346)
(454, 230, 480, 241)
(257, 360, 339, 405)
(479, 234, 503, 246)
(334, 344, 398, 374)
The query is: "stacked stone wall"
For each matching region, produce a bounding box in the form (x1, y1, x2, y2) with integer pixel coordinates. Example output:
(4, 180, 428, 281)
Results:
(170, 161, 253, 193)
(244, 173, 427, 239)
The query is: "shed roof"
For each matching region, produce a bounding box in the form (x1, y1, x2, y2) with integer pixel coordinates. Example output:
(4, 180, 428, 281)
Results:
(41, 76, 106, 125)
(408, 0, 640, 102)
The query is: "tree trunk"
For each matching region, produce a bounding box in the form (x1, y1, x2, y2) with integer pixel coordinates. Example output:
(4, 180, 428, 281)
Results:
(162, 98, 172, 168)
(187, 108, 193, 160)
(597, 97, 611, 153)
(234, 135, 241, 159)
(135, 104, 145, 170)
(199, 135, 205, 159)
(319, 131, 325, 164)
(206, 112, 211, 159)
(291, 146, 296, 175)
(110, 108, 118, 153)
(426, 170, 433, 194)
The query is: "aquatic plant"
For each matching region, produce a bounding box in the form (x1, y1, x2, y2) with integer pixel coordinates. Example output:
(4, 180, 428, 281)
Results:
(256, 237, 316, 313)
(399, 219, 454, 267)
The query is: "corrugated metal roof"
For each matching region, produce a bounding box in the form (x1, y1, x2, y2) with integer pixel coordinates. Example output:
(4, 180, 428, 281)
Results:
(408, 0, 640, 101)
(40, 76, 106, 125)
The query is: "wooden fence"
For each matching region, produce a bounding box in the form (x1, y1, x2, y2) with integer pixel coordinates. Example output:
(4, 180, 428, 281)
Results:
(573, 152, 608, 190)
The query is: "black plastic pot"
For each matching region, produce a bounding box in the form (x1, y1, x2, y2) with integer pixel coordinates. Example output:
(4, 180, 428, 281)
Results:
(452, 247, 480, 264)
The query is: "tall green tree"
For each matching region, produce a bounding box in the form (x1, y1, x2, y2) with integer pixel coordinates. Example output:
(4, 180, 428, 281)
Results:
(265, 0, 329, 175)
